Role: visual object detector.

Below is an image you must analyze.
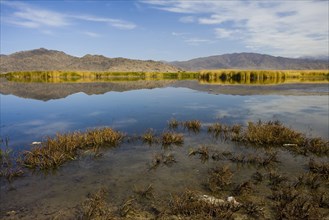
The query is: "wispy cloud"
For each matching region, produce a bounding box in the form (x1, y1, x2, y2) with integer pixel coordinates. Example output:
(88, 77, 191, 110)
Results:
(2, 1, 136, 31)
(143, 0, 328, 57)
(184, 38, 212, 46)
(83, 31, 101, 38)
(179, 16, 195, 23)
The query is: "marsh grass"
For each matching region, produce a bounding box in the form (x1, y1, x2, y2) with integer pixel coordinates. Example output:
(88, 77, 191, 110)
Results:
(183, 120, 201, 133)
(79, 188, 114, 219)
(161, 131, 184, 146)
(0, 138, 24, 182)
(168, 118, 179, 129)
(142, 129, 159, 145)
(308, 159, 329, 180)
(22, 128, 124, 170)
(208, 165, 234, 192)
(189, 145, 210, 163)
(149, 152, 177, 170)
(169, 189, 238, 219)
(133, 184, 154, 200)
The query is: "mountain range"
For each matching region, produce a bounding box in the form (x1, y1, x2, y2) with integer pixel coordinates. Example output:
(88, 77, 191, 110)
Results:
(0, 48, 327, 73)
(171, 53, 328, 70)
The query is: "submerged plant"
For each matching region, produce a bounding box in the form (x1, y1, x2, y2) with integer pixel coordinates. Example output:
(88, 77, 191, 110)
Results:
(133, 184, 154, 200)
(149, 152, 177, 170)
(189, 145, 210, 163)
(208, 165, 233, 192)
(0, 138, 24, 182)
(308, 159, 329, 180)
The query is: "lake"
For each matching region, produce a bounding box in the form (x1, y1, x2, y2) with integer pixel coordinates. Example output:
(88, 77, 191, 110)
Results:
(0, 75, 328, 219)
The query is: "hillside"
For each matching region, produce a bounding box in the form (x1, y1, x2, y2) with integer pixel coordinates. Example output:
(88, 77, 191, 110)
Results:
(0, 48, 181, 73)
(171, 53, 328, 70)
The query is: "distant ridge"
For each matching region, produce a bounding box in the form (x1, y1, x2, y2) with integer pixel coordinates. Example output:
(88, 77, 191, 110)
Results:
(170, 53, 328, 70)
(0, 48, 181, 73)
(1, 49, 328, 73)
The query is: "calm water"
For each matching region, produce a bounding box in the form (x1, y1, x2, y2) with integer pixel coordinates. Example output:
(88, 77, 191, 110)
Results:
(0, 78, 328, 219)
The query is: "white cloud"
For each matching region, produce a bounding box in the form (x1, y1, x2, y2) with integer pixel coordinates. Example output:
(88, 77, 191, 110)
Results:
(2, 1, 136, 30)
(143, 0, 329, 57)
(172, 32, 188, 36)
(83, 31, 101, 38)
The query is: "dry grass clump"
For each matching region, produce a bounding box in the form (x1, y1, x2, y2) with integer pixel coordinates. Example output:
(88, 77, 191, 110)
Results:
(161, 131, 184, 146)
(22, 128, 124, 170)
(208, 165, 233, 192)
(241, 120, 304, 146)
(183, 120, 201, 133)
(308, 159, 329, 180)
(231, 120, 329, 156)
(169, 190, 238, 219)
(142, 129, 158, 145)
(168, 118, 179, 129)
(207, 123, 231, 140)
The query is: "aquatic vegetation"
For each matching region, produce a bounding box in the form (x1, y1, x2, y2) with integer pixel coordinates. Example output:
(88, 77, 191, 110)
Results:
(208, 165, 234, 192)
(168, 118, 179, 129)
(133, 184, 154, 200)
(142, 129, 158, 145)
(294, 172, 321, 190)
(22, 128, 124, 170)
(183, 120, 201, 133)
(189, 145, 210, 163)
(79, 188, 113, 219)
(251, 171, 264, 184)
(149, 152, 177, 170)
(232, 120, 329, 156)
(232, 181, 254, 196)
(274, 193, 322, 220)
(0, 139, 24, 182)
(207, 123, 231, 140)
(308, 159, 329, 180)
(161, 131, 184, 146)
(241, 202, 264, 219)
(169, 189, 238, 219)
(267, 170, 289, 189)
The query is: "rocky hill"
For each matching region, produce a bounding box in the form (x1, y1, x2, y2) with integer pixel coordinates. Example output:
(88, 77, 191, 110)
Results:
(0, 48, 181, 73)
(171, 53, 328, 70)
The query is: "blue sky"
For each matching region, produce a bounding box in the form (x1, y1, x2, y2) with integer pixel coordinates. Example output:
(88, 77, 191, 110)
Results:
(1, 0, 328, 61)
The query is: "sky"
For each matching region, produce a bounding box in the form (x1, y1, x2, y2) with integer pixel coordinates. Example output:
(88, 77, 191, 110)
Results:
(0, 0, 328, 61)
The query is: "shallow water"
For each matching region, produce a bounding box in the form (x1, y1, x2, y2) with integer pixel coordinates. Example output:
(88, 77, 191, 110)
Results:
(0, 78, 328, 219)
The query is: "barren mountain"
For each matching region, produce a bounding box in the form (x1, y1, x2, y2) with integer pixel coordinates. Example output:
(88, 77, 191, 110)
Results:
(0, 48, 181, 73)
(171, 53, 328, 70)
